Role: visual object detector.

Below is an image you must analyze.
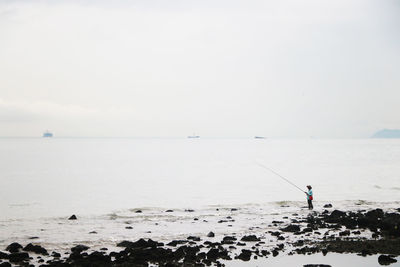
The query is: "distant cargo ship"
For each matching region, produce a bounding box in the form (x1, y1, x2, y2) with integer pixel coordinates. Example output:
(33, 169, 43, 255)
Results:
(254, 136, 266, 139)
(43, 131, 53, 138)
(187, 134, 200, 138)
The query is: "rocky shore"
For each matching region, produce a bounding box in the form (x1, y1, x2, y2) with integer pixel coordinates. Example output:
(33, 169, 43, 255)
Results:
(1, 207, 399, 267)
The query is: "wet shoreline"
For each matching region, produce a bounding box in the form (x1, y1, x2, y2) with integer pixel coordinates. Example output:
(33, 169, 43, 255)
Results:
(1, 205, 399, 266)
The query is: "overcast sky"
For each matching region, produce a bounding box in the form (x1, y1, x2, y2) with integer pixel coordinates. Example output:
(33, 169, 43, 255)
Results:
(0, 0, 399, 138)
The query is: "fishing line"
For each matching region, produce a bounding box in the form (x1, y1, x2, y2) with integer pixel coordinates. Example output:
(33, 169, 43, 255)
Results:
(256, 162, 305, 193)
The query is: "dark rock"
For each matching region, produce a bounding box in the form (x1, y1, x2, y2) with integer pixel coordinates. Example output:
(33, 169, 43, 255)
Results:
(339, 230, 351, 236)
(28, 237, 39, 240)
(281, 224, 301, 232)
(5, 243, 22, 253)
(89, 231, 98, 233)
(378, 255, 397, 265)
(293, 240, 304, 247)
(366, 209, 384, 219)
(278, 236, 285, 240)
(231, 208, 238, 211)
(68, 215, 77, 220)
(223, 236, 237, 242)
(71, 245, 89, 253)
(329, 210, 346, 219)
(0, 262, 11, 267)
(241, 235, 260, 242)
(323, 204, 333, 208)
(272, 250, 279, 257)
(237, 242, 246, 246)
(237, 249, 251, 261)
(165, 210, 173, 212)
(8, 252, 29, 263)
(117, 238, 163, 249)
(0, 251, 8, 259)
(270, 231, 281, 236)
(125, 226, 133, 229)
(87, 251, 111, 263)
(185, 209, 195, 212)
(52, 252, 61, 257)
(261, 250, 270, 256)
(207, 232, 215, 237)
(304, 265, 332, 267)
(23, 243, 48, 255)
(272, 221, 284, 224)
(135, 210, 142, 213)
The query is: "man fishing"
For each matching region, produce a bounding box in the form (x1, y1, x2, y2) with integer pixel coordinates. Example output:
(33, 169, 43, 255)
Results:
(256, 163, 315, 210)
(305, 185, 313, 210)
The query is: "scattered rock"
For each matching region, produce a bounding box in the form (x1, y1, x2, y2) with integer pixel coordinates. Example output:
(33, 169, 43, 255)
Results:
(329, 210, 346, 219)
(68, 214, 77, 220)
(8, 252, 29, 263)
(0, 251, 9, 259)
(237, 249, 252, 261)
(23, 243, 48, 255)
(117, 238, 163, 249)
(52, 252, 61, 257)
(207, 232, 215, 237)
(378, 255, 397, 265)
(339, 230, 351, 237)
(5, 243, 22, 253)
(241, 235, 261, 242)
(323, 204, 333, 208)
(71, 245, 89, 254)
(281, 224, 301, 232)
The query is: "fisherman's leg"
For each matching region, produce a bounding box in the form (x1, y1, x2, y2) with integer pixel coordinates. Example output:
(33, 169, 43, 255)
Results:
(310, 200, 313, 210)
(307, 200, 311, 209)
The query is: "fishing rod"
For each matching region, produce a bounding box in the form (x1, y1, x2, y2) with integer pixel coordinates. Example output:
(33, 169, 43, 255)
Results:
(256, 162, 305, 193)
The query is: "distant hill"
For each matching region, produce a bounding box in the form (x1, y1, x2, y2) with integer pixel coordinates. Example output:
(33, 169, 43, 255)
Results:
(372, 129, 400, 138)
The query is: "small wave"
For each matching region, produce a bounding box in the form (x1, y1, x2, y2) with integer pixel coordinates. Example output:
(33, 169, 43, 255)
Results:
(373, 185, 382, 189)
(354, 200, 373, 206)
(390, 187, 400, 191)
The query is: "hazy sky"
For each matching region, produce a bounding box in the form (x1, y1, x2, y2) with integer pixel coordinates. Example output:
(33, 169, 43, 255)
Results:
(1, 0, 399, 138)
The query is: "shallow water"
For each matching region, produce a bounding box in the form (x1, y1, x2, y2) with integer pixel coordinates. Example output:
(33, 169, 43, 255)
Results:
(0, 138, 399, 250)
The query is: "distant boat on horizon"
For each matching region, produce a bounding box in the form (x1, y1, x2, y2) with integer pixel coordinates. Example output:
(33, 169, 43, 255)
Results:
(43, 131, 53, 138)
(187, 134, 200, 138)
(254, 136, 266, 139)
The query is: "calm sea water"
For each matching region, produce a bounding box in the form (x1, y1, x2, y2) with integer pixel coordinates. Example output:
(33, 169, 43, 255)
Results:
(1, 138, 399, 220)
(1, 138, 400, 252)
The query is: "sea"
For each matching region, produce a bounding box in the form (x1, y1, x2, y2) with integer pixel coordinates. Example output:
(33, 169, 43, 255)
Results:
(0, 137, 399, 256)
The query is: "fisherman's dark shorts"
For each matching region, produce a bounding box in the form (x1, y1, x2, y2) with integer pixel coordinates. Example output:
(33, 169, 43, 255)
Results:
(308, 199, 313, 210)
